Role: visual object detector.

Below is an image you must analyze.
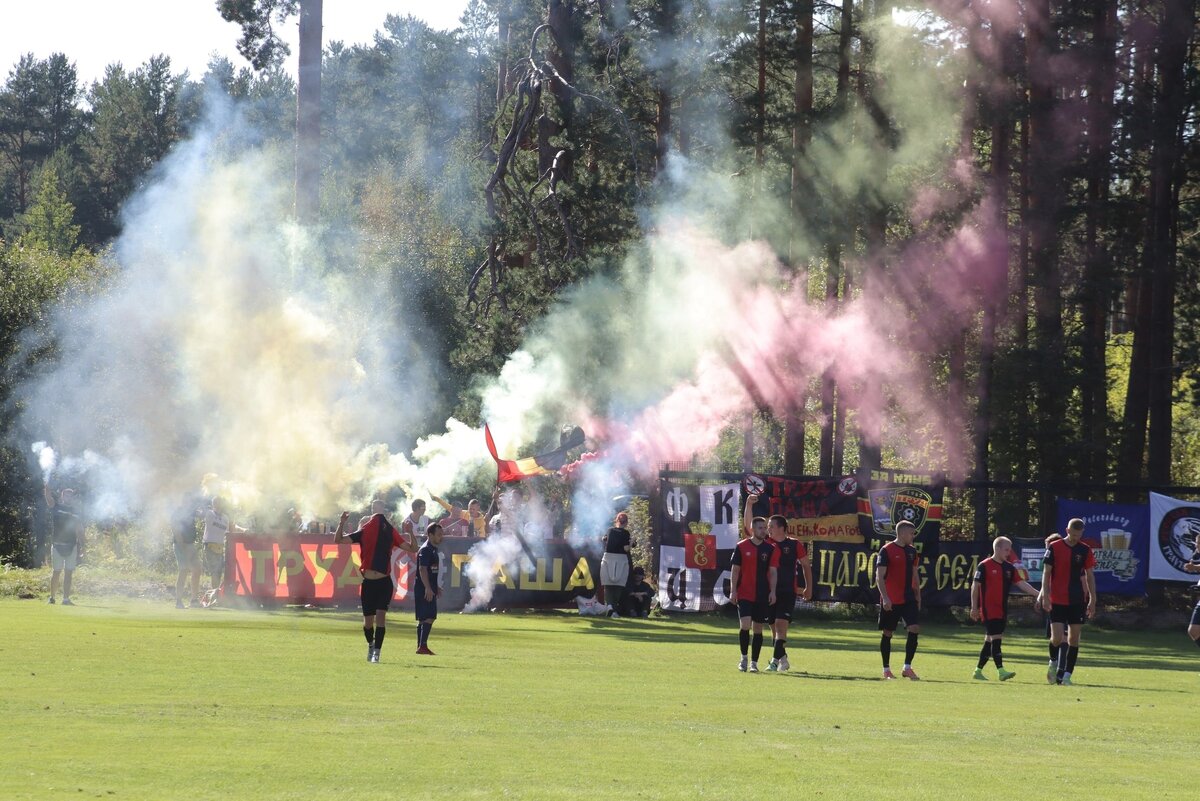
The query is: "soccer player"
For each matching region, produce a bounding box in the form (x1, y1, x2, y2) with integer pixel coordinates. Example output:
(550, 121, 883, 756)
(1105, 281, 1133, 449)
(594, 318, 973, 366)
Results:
(1037, 518, 1097, 686)
(1183, 552, 1200, 647)
(761, 509, 812, 673)
(731, 495, 778, 672)
(334, 500, 418, 663)
(876, 520, 922, 680)
(970, 536, 1039, 681)
(415, 522, 444, 655)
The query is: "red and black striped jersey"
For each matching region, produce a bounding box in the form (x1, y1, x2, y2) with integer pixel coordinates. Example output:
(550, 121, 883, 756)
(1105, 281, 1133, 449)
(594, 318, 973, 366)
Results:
(731, 537, 780, 602)
(1043, 539, 1095, 606)
(876, 541, 919, 604)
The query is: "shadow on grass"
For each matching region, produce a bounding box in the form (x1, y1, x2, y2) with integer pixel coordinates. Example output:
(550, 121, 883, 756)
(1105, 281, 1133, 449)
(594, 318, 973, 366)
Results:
(777, 671, 881, 683)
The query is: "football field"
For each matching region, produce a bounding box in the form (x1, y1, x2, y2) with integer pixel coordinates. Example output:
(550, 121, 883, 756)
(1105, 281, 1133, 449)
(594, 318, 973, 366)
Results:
(2, 599, 1194, 800)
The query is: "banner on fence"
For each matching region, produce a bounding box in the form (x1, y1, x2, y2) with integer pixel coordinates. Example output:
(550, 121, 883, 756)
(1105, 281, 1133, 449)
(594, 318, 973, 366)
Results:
(656, 472, 862, 611)
(222, 534, 599, 609)
(856, 467, 944, 548)
(657, 465, 984, 609)
(1054, 498, 1148, 595)
(1148, 493, 1200, 582)
(658, 538, 986, 610)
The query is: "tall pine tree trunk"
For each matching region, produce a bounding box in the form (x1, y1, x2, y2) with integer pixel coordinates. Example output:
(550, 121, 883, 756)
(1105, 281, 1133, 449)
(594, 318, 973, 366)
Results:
(295, 0, 322, 224)
(1026, 0, 1067, 525)
(785, 0, 814, 475)
(971, 6, 1017, 537)
(1078, 0, 1117, 489)
(856, 0, 883, 476)
(1146, 0, 1194, 483)
(654, 0, 679, 178)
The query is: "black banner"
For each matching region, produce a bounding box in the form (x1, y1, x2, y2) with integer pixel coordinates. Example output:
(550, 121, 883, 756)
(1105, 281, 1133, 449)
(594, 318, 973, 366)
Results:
(808, 539, 983, 606)
(656, 532, 986, 611)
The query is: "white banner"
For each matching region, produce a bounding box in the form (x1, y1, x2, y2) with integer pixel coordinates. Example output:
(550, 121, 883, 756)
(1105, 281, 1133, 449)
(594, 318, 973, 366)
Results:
(699, 482, 741, 549)
(656, 545, 701, 611)
(1148, 492, 1200, 581)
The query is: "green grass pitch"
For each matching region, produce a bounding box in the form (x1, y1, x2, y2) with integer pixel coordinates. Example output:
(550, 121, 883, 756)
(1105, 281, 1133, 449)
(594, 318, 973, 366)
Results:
(1, 599, 1195, 800)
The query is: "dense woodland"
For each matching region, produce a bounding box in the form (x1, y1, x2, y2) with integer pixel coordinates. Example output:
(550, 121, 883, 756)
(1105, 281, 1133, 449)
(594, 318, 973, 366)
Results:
(0, 0, 1198, 560)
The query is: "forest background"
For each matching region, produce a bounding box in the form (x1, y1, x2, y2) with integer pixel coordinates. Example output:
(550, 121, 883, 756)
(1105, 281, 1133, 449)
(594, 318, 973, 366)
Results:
(0, 0, 1197, 564)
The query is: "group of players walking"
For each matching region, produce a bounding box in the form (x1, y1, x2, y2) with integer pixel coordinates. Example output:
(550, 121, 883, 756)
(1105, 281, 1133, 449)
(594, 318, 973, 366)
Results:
(733, 493, 1102, 685)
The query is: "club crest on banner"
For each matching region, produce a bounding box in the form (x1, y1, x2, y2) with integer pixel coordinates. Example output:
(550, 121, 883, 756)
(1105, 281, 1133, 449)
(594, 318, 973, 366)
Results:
(684, 522, 717, 570)
(1157, 505, 1200, 573)
(867, 487, 933, 536)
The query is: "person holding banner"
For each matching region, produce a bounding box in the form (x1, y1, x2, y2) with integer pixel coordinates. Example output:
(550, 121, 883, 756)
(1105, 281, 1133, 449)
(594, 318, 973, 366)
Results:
(970, 536, 1039, 681)
(1037, 518, 1096, 686)
(761, 509, 812, 673)
(876, 520, 922, 680)
(732, 498, 778, 673)
(334, 500, 419, 663)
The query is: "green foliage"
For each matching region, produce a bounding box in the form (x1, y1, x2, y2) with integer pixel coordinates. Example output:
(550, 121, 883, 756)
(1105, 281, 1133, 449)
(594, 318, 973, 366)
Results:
(9, 160, 80, 255)
(0, 239, 103, 565)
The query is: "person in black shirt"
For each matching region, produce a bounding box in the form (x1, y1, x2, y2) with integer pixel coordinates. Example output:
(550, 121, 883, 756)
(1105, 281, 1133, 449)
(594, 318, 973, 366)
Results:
(415, 522, 444, 655)
(600, 512, 633, 617)
(44, 484, 85, 606)
(622, 566, 654, 618)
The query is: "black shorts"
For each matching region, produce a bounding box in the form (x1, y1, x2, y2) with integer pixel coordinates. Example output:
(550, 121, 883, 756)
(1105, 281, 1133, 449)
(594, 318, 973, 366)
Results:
(878, 601, 920, 631)
(1190, 603, 1200, 628)
(737, 599, 771, 624)
(360, 576, 394, 617)
(982, 618, 1007, 636)
(768, 593, 796, 623)
(415, 594, 438, 621)
(1049, 603, 1087, 625)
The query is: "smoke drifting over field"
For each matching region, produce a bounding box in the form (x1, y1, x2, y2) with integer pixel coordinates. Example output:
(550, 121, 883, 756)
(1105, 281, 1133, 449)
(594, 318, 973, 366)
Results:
(16, 5, 1004, 603)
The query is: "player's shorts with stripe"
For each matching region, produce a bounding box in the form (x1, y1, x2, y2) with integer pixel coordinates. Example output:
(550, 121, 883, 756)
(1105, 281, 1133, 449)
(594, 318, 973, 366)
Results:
(1190, 603, 1200, 628)
(360, 576, 394, 616)
(878, 601, 920, 631)
(767, 593, 796, 623)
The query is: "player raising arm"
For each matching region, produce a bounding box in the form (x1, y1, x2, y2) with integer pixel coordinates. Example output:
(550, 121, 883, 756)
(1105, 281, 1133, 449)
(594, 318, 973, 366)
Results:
(730, 493, 778, 673)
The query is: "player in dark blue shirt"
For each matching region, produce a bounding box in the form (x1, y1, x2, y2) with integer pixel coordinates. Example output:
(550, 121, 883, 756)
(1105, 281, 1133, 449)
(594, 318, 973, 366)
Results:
(414, 522, 444, 655)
